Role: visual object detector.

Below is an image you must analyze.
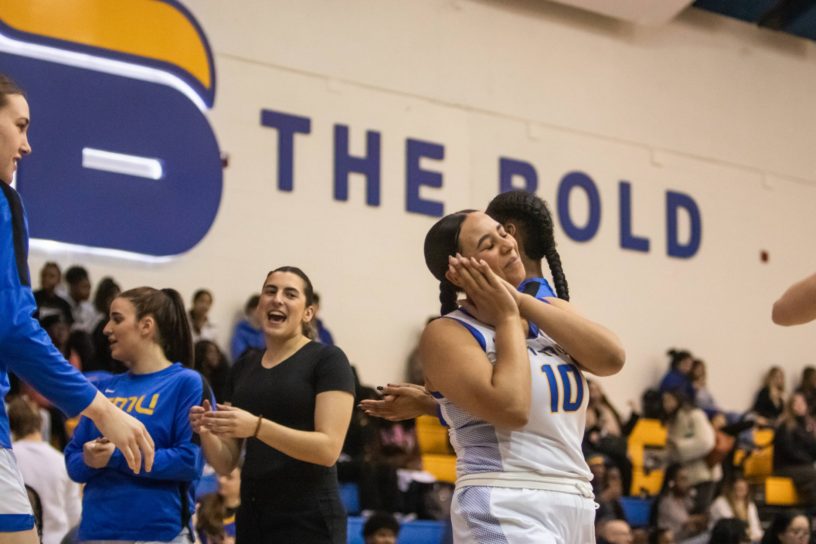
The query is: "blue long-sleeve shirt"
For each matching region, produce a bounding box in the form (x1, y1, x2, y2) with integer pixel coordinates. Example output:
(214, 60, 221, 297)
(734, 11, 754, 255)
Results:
(64, 363, 213, 541)
(0, 183, 97, 448)
(229, 318, 264, 361)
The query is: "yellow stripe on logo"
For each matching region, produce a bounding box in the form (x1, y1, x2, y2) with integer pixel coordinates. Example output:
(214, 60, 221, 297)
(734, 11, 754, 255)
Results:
(0, 0, 212, 90)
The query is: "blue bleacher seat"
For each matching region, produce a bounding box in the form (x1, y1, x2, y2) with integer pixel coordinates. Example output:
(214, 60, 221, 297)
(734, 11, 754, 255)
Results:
(340, 482, 361, 515)
(620, 497, 653, 528)
(347, 516, 447, 544)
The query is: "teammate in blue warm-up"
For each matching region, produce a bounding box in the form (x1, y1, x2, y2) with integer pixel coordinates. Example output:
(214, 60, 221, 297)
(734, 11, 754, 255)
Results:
(0, 73, 154, 544)
(65, 287, 213, 542)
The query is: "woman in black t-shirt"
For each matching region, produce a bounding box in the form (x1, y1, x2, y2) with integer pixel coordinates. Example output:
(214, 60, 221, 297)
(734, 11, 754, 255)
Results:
(190, 267, 356, 543)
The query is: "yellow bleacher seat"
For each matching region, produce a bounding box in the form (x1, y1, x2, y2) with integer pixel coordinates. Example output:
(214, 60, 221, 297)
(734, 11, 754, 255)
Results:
(742, 428, 774, 481)
(765, 477, 800, 506)
(422, 453, 457, 484)
(627, 419, 668, 496)
(416, 415, 451, 455)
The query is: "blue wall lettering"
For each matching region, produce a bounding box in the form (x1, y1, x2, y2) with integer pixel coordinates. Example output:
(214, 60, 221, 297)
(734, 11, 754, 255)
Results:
(619, 181, 650, 253)
(499, 157, 538, 193)
(333, 125, 381, 206)
(406, 139, 445, 217)
(557, 171, 601, 243)
(666, 191, 702, 258)
(260, 109, 311, 192)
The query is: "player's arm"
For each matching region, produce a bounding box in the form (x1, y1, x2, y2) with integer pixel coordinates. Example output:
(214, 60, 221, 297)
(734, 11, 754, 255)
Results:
(203, 391, 355, 468)
(190, 400, 243, 476)
(516, 294, 625, 377)
(359, 383, 437, 421)
(1, 291, 154, 472)
(107, 378, 206, 481)
(421, 317, 530, 429)
(772, 272, 816, 326)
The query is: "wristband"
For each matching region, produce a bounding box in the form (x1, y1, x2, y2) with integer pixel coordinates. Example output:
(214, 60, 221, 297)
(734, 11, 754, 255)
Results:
(253, 415, 263, 438)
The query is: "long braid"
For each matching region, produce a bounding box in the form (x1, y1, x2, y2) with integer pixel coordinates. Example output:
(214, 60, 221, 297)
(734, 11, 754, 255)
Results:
(486, 190, 570, 301)
(439, 279, 458, 315)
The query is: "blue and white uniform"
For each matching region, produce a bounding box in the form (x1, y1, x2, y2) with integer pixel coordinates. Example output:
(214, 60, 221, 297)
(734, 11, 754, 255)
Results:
(436, 309, 595, 543)
(1, 183, 98, 532)
(64, 364, 213, 542)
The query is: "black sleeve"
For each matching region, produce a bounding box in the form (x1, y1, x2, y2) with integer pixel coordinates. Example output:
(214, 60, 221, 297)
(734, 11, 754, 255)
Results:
(314, 345, 355, 396)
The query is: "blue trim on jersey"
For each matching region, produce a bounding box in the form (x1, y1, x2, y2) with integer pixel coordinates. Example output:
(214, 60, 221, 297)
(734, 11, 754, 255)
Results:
(518, 277, 555, 300)
(0, 513, 35, 532)
(445, 314, 486, 351)
(430, 390, 445, 399)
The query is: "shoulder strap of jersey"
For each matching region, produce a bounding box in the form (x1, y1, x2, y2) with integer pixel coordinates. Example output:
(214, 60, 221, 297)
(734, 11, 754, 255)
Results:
(442, 308, 495, 354)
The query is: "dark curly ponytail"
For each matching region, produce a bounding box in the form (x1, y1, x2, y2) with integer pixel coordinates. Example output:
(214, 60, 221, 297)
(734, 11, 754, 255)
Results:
(424, 210, 476, 315)
(486, 190, 569, 301)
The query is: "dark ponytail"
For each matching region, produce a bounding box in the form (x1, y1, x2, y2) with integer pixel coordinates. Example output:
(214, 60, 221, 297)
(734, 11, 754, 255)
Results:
(424, 210, 475, 315)
(486, 190, 569, 301)
(439, 279, 458, 315)
(120, 287, 194, 367)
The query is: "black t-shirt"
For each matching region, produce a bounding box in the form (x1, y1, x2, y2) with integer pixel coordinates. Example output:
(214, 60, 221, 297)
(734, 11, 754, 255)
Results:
(225, 342, 355, 484)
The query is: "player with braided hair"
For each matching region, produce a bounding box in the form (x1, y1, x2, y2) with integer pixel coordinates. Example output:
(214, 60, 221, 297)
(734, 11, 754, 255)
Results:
(361, 190, 618, 422)
(411, 209, 624, 542)
(485, 189, 568, 301)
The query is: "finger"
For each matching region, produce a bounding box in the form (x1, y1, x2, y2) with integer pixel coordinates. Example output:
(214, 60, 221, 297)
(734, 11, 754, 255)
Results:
(123, 440, 140, 473)
(215, 403, 234, 411)
(139, 429, 155, 472)
(202, 399, 212, 411)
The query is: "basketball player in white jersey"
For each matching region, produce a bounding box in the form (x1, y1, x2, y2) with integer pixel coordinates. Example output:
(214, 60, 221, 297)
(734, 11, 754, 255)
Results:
(421, 210, 625, 543)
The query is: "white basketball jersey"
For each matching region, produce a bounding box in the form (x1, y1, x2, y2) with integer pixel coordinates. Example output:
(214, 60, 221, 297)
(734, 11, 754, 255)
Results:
(435, 309, 592, 483)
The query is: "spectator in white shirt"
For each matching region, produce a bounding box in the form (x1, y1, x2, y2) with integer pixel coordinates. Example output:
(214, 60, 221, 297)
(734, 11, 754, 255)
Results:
(9, 397, 81, 544)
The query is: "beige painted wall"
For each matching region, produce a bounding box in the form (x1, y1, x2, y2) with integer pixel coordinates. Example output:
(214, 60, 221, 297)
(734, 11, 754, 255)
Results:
(29, 0, 816, 413)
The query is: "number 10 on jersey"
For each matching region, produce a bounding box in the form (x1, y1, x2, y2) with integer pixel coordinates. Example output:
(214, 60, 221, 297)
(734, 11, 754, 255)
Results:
(541, 364, 584, 412)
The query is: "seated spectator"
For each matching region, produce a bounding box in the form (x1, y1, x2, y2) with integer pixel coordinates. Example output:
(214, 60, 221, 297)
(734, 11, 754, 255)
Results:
(33, 261, 73, 325)
(311, 292, 335, 345)
(708, 475, 762, 542)
(709, 518, 750, 544)
(194, 340, 230, 403)
(690, 359, 721, 418)
(359, 416, 423, 516)
(363, 512, 400, 544)
(596, 465, 627, 522)
(750, 367, 785, 425)
(9, 397, 81, 544)
(663, 389, 719, 513)
(196, 467, 240, 544)
(653, 464, 707, 543)
(230, 294, 264, 361)
(190, 288, 218, 343)
(87, 277, 122, 373)
(794, 366, 816, 417)
(64, 265, 100, 333)
(40, 314, 84, 369)
(659, 349, 695, 402)
(598, 518, 634, 544)
(772, 391, 816, 505)
(584, 379, 637, 493)
(760, 511, 811, 544)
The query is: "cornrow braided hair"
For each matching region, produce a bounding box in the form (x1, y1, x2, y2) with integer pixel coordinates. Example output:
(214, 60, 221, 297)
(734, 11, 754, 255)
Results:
(486, 190, 569, 301)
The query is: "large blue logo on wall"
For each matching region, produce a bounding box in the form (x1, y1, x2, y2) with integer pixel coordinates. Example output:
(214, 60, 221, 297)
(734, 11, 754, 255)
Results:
(0, 0, 222, 257)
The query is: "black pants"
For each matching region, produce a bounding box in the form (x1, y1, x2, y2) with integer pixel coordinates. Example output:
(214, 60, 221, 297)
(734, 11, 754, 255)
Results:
(237, 478, 346, 543)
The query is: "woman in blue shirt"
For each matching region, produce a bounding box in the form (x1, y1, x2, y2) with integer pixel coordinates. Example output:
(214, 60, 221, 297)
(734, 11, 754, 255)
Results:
(65, 287, 212, 543)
